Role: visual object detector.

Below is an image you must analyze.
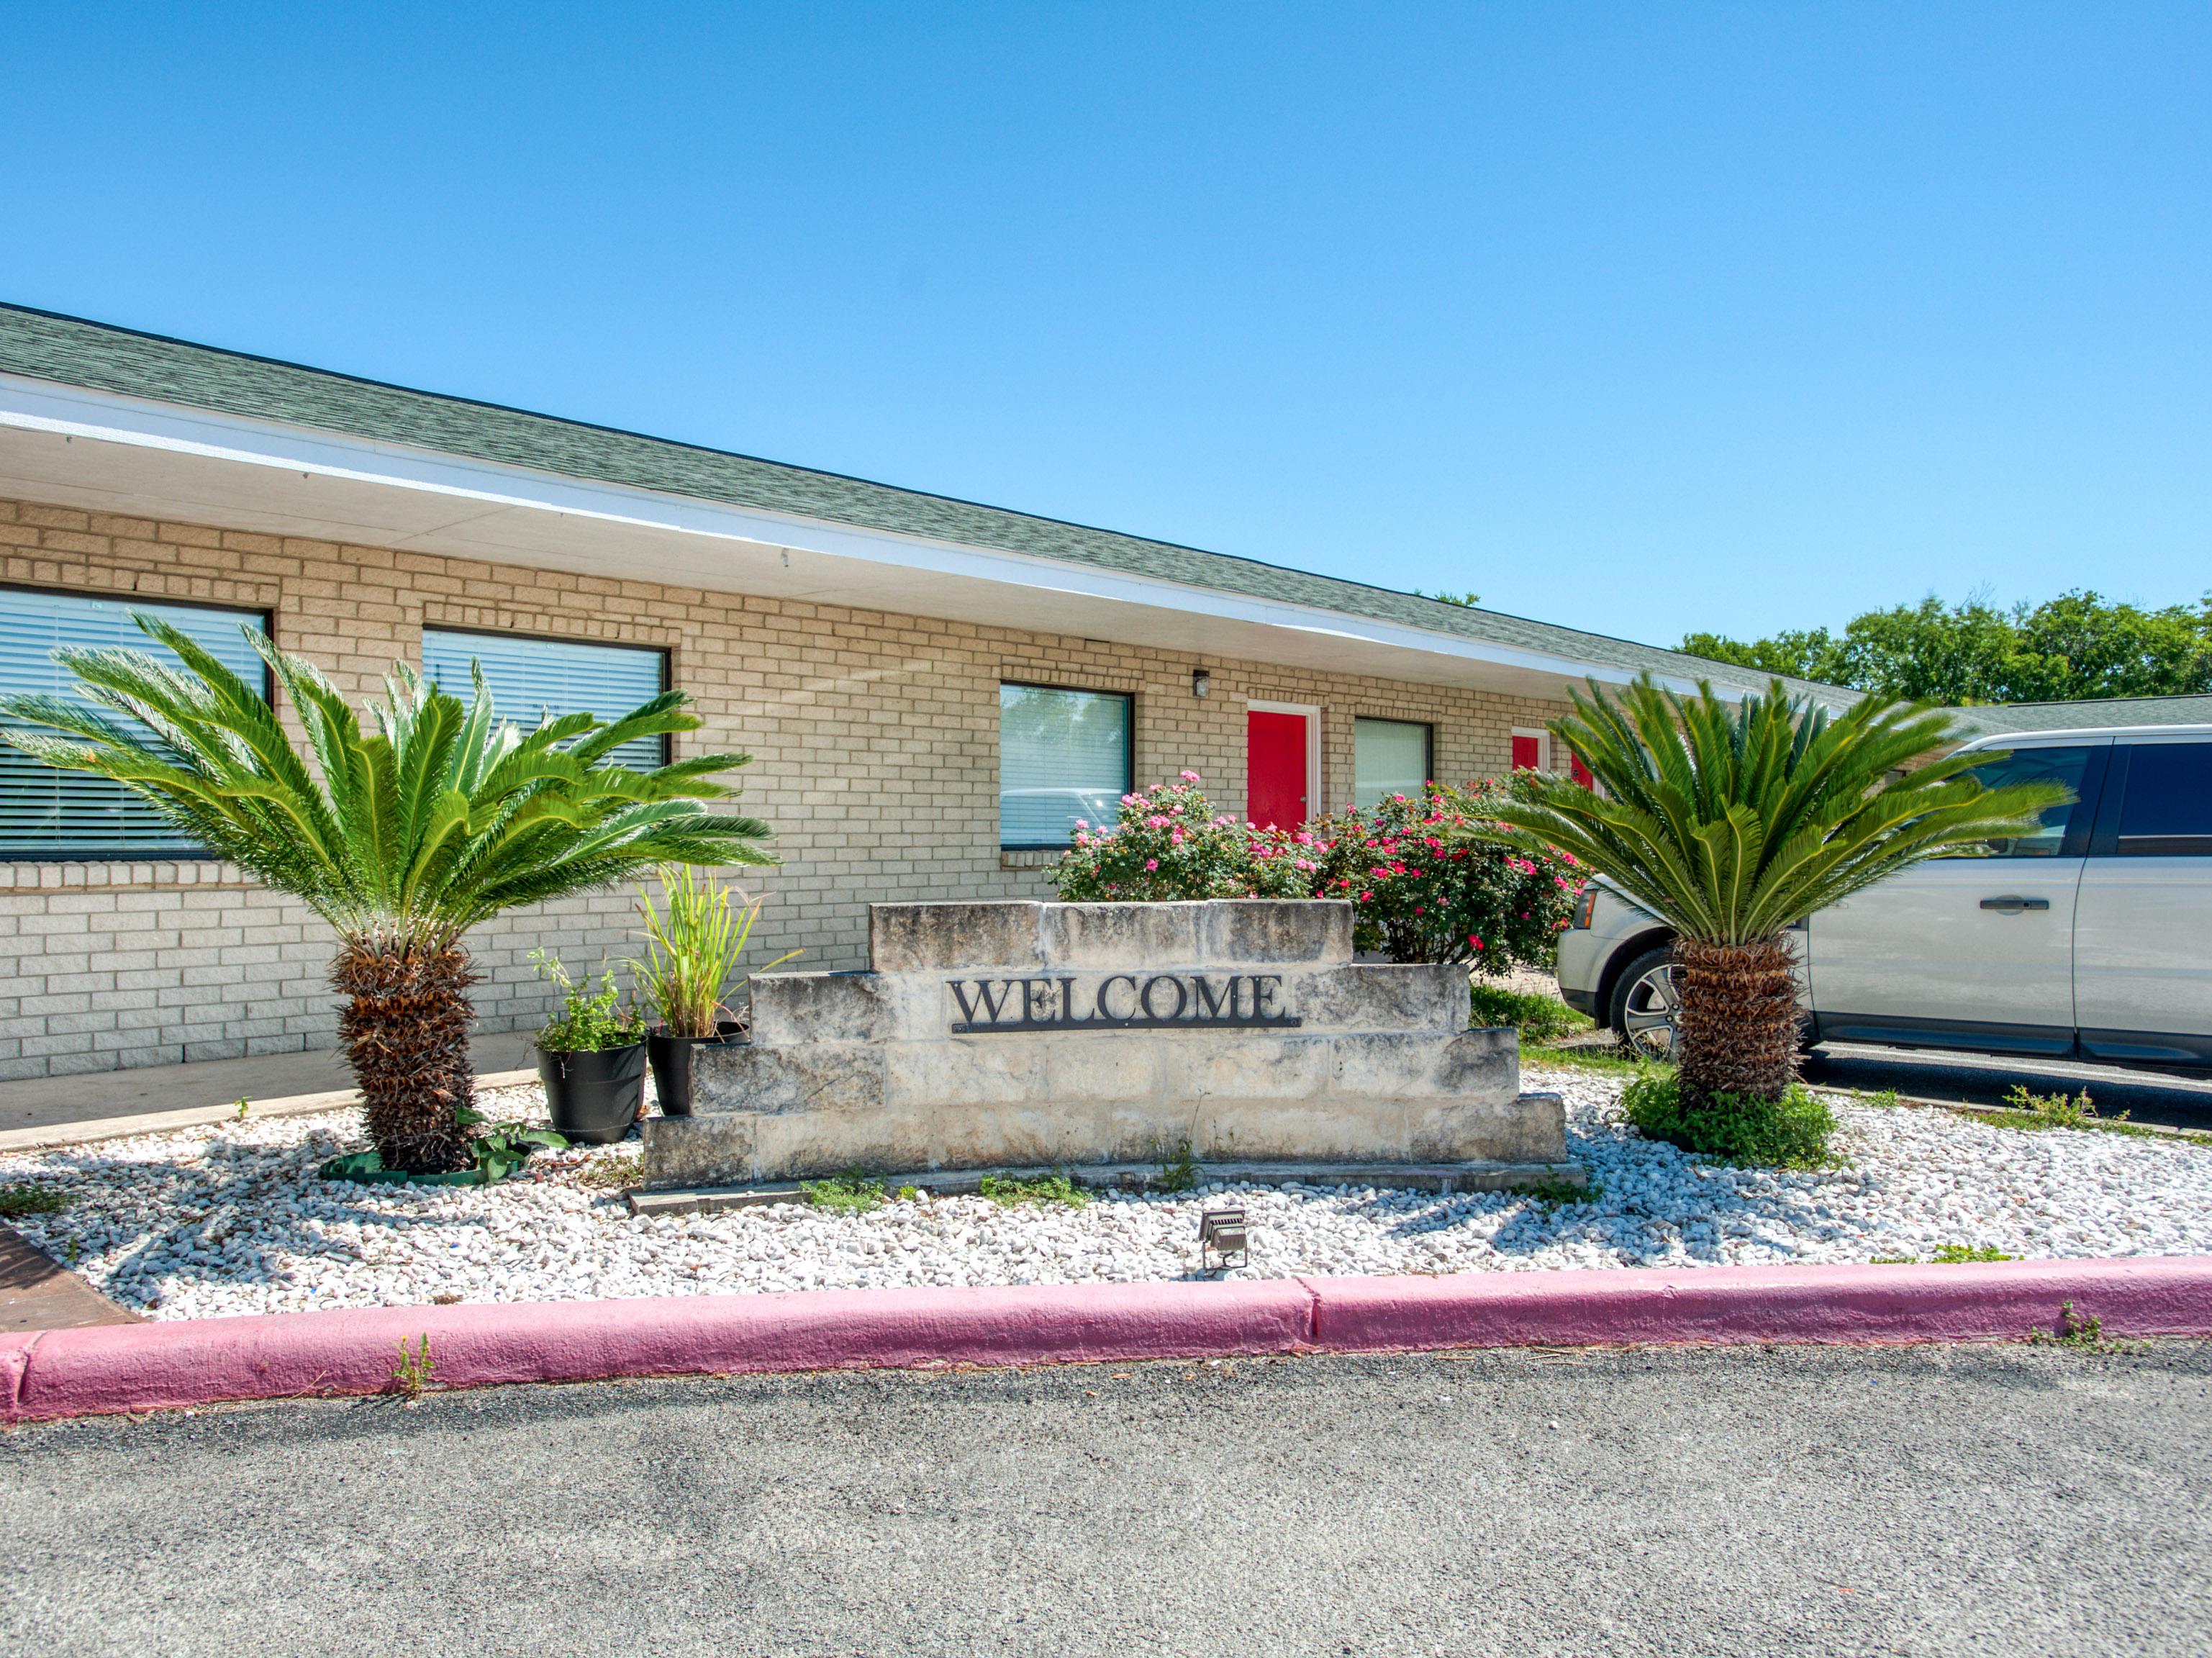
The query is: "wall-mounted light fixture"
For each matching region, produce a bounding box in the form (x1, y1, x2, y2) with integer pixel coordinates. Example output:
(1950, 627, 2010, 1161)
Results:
(1191, 669, 1211, 699)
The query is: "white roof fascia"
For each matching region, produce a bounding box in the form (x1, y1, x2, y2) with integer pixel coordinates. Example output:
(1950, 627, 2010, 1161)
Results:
(0, 372, 1766, 701)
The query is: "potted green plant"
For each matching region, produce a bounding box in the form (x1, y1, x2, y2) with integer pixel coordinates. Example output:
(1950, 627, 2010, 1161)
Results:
(530, 950, 650, 1143)
(631, 867, 797, 1116)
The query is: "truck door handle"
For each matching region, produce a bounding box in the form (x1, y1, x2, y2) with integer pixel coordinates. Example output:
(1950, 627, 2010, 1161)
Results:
(1980, 895, 2051, 913)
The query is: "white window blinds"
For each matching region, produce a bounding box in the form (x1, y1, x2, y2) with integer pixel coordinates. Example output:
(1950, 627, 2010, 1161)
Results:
(1000, 684, 1132, 848)
(1354, 717, 1432, 809)
(421, 630, 668, 772)
(0, 590, 268, 860)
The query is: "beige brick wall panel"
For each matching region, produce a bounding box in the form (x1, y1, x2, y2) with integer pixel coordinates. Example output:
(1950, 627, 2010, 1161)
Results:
(0, 491, 1575, 1077)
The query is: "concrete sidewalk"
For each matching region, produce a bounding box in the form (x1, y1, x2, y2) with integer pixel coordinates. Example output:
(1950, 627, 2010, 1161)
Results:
(0, 1034, 537, 1141)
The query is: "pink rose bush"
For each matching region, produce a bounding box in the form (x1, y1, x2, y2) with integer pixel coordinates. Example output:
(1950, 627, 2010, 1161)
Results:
(1309, 779, 1580, 969)
(1053, 773, 1581, 970)
(1054, 776, 1317, 902)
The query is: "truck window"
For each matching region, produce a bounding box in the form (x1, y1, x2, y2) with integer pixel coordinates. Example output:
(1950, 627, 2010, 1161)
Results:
(2116, 743, 2212, 856)
(1945, 746, 2093, 858)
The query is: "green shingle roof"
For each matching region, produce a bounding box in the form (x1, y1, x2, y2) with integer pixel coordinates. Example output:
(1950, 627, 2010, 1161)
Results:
(0, 302, 1851, 700)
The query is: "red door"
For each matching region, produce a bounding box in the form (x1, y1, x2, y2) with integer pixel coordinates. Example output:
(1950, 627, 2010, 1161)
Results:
(1510, 733, 1543, 771)
(1247, 711, 1310, 828)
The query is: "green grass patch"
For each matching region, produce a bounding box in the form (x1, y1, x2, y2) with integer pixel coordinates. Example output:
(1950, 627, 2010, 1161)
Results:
(0, 1182, 68, 1217)
(1621, 1071, 1837, 1169)
(801, 1172, 888, 1214)
(1523, 1042, 1671, 1078)
(977, 1172, 1090, 1208)
(1468, 982, 1592, 1044)
(1981, 1083, 2162, 1138)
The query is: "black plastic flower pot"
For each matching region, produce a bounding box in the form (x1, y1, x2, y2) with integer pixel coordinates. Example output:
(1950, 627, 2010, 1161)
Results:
(645, 1020, 747, 1119)
(536, 1041, 648, 1144)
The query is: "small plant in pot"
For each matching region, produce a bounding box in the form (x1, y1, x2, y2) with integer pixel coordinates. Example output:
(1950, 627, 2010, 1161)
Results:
(531, 950, 650, 1143)
(631, 867, 797, 1116)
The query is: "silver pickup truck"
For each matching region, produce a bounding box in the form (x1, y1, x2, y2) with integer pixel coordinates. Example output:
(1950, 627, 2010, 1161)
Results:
(1554, 723, 2212, 1069)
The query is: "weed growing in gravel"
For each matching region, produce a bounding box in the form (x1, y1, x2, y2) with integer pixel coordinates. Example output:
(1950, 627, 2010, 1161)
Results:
(1621, 1072, 1836, 1169)
(1990, 1084, 2103, 1131)
(1155, 1140, 1200, 1193)
(1513, 1177, 1602, 1209)
(0, 1182, 68, 1217)
(1871, 1244, 2016, 1265)
(1985, 1085, 2162, 1140)
(577, 1156, 641, 1191)
(802, 1172, 887, 1214)
(391, 1334, 435, 1401)
(1931, 1244, 2015, 1264)
(978, 1172, 1090, 1209)
(1468, 983, 1592, 1044)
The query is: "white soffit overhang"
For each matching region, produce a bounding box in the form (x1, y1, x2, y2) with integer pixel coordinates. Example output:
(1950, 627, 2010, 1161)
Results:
(0, 373, 1728, 701)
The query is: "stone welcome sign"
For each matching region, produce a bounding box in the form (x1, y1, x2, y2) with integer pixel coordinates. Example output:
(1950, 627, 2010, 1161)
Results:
(640, 900, 1571, 1190)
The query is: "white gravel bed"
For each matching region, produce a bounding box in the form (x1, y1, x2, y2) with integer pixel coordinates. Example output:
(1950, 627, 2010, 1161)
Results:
(4, 1065, 2210, 1322)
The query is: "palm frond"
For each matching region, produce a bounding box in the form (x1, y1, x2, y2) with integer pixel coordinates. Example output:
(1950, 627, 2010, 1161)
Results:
(0, 613, 778, 947)
(1474, 675, 2067, 945)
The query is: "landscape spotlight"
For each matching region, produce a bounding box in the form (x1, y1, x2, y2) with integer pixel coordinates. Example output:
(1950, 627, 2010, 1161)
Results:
(1198, 1205, 1248, 1272)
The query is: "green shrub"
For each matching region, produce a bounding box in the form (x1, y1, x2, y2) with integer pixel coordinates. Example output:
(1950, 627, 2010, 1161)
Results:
(1621, 1070, 1836, 1168)
(1990, 1083, 2106, 1131)
(1310, 779, 1581, 968)
(1052, 775, 1318, 902)
(977, 1172, 1090, 1208)
(1468, 981, 1592, 1043)
(801, 1172, 887, 1214)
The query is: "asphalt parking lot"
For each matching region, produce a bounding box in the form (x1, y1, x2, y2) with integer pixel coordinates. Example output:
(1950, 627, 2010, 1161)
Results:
(4, 1341, 2208, 1657)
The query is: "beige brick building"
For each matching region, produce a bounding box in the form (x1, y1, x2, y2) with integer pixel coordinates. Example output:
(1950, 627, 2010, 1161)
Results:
(0, 306, 1834, 1079)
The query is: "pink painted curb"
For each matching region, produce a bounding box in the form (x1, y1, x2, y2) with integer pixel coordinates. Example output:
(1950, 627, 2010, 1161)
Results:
(4, 1256, 2208, 1424)
(1305, 1254, 2212, 1351)
(2, 1279, 1315, 1423)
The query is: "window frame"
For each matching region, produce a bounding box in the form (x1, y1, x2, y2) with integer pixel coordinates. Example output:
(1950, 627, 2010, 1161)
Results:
(419, 624, 673, 769)
(1352, 715, 1434, 809)
(0, 584, 275, 863)
(997, 679, 1136, 852)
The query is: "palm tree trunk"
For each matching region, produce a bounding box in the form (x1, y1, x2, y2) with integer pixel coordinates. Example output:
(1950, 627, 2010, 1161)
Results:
(1672, 934, 1800, 1105)
(331, 938, 479, 1174)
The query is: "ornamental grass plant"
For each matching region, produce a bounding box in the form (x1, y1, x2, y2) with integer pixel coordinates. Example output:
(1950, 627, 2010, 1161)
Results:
(631, 866, 797, 1038)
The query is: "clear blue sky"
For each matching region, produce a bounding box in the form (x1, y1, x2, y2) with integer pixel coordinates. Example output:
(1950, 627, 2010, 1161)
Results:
(5, 4, 2208, 651)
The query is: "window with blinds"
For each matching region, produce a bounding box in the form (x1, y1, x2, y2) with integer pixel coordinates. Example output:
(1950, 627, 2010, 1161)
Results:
(0, 589, 271, 860)
(1354, 717, 1433, 808)
(1000, 684, 1133, 849)
(420, 628, 668, 771)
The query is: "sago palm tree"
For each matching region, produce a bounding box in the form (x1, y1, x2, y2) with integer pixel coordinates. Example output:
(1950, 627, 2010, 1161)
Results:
(1477, 675, 2066, 1108)
(0, 614, 774, 1172)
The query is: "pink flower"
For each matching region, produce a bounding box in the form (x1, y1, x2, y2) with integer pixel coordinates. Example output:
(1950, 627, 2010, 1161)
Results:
(1074, 818, 1089, 830)
(1147, 815, 1170, 829)
(1144, 859, 1159, 871)
(1181, 769, 1202, 783)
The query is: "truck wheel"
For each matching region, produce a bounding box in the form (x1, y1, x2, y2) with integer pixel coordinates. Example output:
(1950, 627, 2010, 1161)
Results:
(1608, 944, 1678, 1061)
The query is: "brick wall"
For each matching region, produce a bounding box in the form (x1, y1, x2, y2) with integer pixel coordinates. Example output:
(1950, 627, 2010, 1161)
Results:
(0, 494, 1574, 1079)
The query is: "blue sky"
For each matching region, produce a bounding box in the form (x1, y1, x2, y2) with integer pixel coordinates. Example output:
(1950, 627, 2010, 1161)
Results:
(4, 4, 2208, 651)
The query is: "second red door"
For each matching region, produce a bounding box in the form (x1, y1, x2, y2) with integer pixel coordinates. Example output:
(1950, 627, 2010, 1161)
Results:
(1247, 710, 1310, 829)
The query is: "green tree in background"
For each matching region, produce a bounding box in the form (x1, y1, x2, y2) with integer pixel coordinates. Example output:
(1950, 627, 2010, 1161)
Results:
(1684, 590, 2212, 704)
